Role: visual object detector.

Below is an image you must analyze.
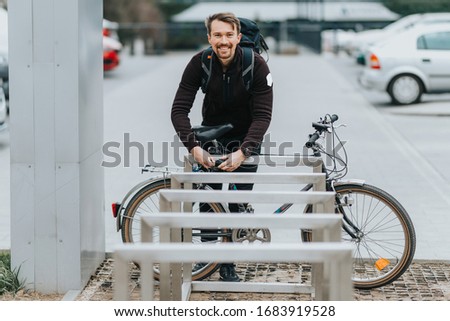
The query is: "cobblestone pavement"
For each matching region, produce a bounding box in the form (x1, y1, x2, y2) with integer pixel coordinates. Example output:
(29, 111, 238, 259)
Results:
(76, 259, 450, 301)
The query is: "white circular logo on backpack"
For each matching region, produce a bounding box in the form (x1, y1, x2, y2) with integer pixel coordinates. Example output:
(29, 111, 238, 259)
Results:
(266, 73, 273, 87)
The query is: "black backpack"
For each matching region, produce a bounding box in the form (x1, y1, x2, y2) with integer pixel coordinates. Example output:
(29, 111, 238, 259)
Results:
(200, 17, 269, 94)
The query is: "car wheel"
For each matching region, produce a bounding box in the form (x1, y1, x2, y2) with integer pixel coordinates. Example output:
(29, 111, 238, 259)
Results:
(388, 74, 423, 105)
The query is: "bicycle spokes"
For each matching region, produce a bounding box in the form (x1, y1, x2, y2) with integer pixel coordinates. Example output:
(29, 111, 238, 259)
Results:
(333, 184, 415, 288)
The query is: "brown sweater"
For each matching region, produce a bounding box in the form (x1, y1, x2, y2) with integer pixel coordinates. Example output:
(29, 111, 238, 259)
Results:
(171, 47, 273, 154)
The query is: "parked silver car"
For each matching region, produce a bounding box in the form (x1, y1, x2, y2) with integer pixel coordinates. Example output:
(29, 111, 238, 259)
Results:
(348, 12, 450, 65)
(0, 6, 8, 101)
(0, 87, 6, 131)
(359, 23, 450, 105)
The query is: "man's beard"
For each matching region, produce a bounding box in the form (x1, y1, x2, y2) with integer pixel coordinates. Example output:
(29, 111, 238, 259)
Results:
(216, 45, 233, 59)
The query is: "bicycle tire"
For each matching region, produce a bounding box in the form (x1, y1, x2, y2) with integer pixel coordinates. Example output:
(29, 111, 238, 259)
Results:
(301, 183, 416, 289)
(121, 177, 227, 281)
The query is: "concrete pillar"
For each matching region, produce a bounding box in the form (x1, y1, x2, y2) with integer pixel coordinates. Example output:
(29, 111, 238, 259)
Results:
(9, 0, 104, 293)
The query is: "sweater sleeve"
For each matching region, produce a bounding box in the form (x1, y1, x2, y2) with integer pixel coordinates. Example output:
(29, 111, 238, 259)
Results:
(240, 54, 273, 155)
(171, 53, 203, 151)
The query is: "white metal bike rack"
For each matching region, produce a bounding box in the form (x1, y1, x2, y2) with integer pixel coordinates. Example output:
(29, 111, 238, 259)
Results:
(112, 157, 354, 301)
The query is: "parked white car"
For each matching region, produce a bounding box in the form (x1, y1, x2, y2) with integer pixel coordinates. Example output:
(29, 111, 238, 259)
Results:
(359, 23, 450, 105)
(347, 12, 450, 64)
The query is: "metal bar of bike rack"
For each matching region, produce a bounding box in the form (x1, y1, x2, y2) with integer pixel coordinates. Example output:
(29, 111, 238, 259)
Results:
(159, 189, 334, 204)
(181, 154, 326, 196)
(183, 154, 323, 170)
(159, 189, 335, 213)
(182, 153, 325, 197)
(171, 172, 325, 184)
(141, 213, 342, 241)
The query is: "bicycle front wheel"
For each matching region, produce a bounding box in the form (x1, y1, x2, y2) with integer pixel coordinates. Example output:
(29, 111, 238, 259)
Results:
(121, 178, 227, 281)
(302, 183, 416, 289)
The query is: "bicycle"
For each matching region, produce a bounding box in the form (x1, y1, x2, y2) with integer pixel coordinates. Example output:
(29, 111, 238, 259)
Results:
(112, 114, 416, 289)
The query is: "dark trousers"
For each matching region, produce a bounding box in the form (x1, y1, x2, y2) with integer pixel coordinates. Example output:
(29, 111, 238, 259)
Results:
(200, 163, 258, 212)
(199, 164, 258, 243)
(199, 136, 259, 246)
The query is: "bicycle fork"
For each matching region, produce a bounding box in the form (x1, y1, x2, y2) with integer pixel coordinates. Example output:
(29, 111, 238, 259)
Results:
(334, 191, 363, 241)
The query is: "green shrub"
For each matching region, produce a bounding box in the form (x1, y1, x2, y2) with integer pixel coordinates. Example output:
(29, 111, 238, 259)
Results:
(0, 252, 25, 295)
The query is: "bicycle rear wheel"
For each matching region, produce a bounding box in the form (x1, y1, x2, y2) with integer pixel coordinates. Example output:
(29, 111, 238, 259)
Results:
(121, 178, 227, 281)
(302, 183, 416, 289)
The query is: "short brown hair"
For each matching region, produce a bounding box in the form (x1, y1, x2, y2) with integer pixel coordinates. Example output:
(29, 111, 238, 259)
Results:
(205, 12, 241, 35)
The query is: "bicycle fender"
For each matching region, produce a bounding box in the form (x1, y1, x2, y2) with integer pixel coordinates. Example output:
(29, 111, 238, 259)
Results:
(334, 179, 366, 187)
(115, 176, 170, 232)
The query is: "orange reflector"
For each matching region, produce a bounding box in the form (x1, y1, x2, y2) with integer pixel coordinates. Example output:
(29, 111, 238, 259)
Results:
(375, 258, 390, 271)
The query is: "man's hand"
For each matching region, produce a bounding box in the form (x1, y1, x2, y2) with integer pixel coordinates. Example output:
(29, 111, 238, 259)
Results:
(218, 149, 246, 172)
(191, 146, 215, 168)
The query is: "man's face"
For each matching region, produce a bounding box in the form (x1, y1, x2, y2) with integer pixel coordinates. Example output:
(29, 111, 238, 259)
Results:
(208, 20, 241, 63)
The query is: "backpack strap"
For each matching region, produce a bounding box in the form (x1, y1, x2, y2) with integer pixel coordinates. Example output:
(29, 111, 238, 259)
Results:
(201, 46, 255, 93)
(200, 47, 213, 94)
(241, 47, 255, 92)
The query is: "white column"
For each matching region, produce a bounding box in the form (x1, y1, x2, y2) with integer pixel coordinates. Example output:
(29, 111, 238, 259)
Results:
(9, 0, 104, 293)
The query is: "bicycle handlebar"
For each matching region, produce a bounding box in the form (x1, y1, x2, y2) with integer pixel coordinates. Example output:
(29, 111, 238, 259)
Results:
(330, 114, 339, 123)
(305, 114, 339, 149)
(305, 133, 320, 148)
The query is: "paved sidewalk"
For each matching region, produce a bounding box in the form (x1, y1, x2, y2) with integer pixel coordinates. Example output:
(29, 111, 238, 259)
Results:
(75, 258, 450, 301)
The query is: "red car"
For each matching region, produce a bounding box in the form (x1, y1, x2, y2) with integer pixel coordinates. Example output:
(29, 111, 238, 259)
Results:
(103, 34, 122, 71)
(103, 20, 122, 72)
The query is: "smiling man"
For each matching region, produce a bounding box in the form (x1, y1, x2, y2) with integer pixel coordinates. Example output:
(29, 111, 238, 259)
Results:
(171, 12, 273, 282)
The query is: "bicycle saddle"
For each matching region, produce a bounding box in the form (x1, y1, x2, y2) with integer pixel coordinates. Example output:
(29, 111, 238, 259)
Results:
(192, 123, 233, 142)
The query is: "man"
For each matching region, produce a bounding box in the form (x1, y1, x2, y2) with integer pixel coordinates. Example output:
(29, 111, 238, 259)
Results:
(171, 12, 273, 281)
